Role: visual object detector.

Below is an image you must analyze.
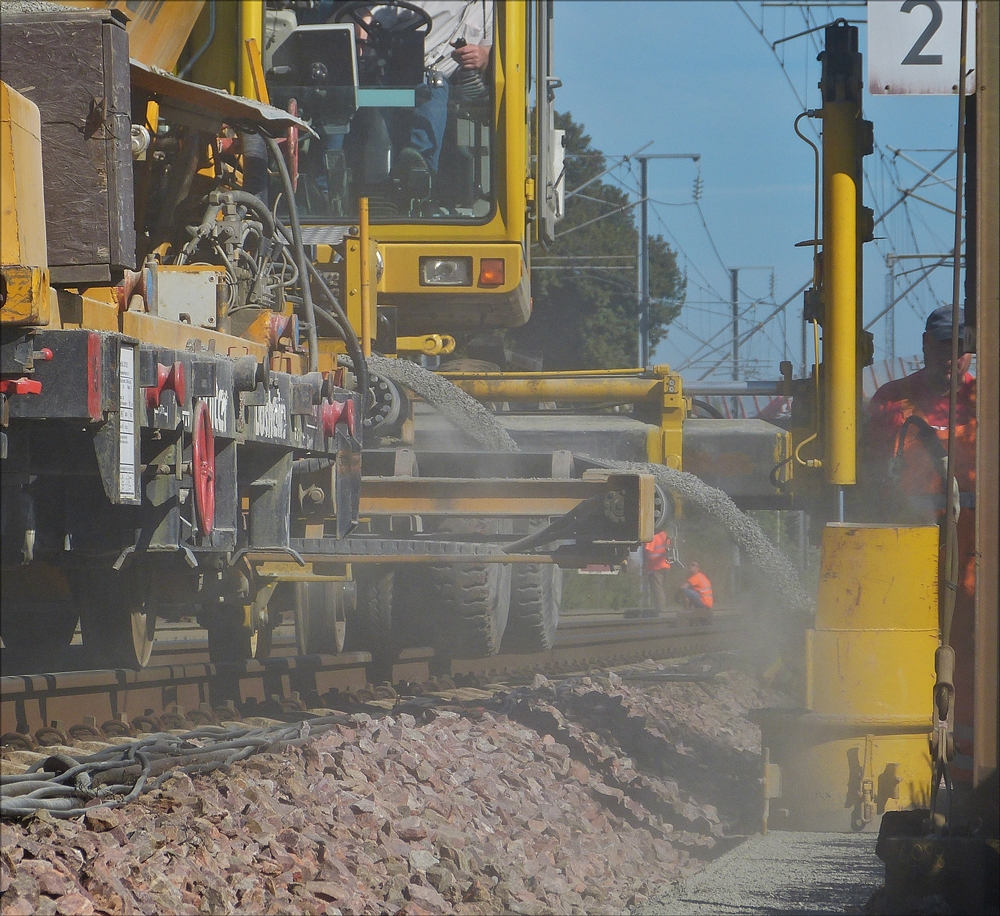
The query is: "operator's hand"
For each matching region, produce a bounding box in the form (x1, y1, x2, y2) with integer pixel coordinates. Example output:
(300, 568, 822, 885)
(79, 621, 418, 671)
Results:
(452, 42, 490, 70)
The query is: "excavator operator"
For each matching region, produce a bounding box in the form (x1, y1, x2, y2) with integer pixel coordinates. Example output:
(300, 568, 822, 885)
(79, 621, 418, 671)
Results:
(862, 304, 977, 785)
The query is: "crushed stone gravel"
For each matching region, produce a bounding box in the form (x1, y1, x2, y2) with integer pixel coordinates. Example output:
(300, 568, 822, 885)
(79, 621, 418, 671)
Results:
(1, 655, 786, 915)
(633, 830, 883, 915)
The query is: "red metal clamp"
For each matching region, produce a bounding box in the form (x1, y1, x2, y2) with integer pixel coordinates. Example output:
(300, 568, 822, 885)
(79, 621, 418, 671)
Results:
(320, 398, 345, 438)
(0, 377, 43, 395)
(145, 361, 186, 409)
(320, 397, 357, 438)
(191, 400, 216, 536)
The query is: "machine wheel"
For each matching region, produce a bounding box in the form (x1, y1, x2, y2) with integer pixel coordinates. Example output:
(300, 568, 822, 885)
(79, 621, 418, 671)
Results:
(501, 563, 562, 654)
(74, 571, 156, 669)
(1, 601, 79, 654)
(0, 567, 79, 655)
(346, 567, 395, 677)
(425, 562, 511, 659)
(295, 581, 348, 655)
(208, 603, 272, 663)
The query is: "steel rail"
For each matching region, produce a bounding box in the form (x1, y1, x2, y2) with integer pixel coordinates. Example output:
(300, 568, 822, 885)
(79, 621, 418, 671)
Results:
(1, 613, 733, 744)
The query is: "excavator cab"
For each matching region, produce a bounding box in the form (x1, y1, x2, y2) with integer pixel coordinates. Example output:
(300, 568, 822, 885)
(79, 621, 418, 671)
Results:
(263, 0, 494, 223)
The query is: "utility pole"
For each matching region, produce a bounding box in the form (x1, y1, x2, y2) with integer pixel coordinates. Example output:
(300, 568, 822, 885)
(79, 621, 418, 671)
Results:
(730, 268, 740, 417)
(635, 152, 701, 368)
(639, 157, 649, 368)
(730, 268, 740, 382)
(727, 266, 773, 416)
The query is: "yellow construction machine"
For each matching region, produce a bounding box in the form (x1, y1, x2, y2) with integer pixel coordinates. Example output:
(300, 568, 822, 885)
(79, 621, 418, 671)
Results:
(0, 0, 656, 674)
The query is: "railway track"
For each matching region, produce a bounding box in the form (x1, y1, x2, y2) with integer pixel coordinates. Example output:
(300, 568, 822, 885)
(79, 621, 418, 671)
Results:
(0, 610, 733, 748)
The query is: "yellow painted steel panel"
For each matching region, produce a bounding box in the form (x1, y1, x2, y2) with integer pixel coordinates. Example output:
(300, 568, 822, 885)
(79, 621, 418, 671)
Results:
(761, 725, 932, 832)
(816, 524, 939, 630)
(1, 83, 48, 269)
(0, 267, 49, 326)
(809, 629, 937, 718)
(50, 1, 207, 72)
(378, 242, 524, 296)
(122, 311, 268, 360)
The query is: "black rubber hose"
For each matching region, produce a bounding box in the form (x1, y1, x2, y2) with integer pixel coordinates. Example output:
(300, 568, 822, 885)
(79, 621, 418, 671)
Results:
(690, 398, 724, 419)
(269, 226, 370, 416)
(237, 131, 269, 206)
(303, 258, 370, 413)
(263, 134, 319, 372)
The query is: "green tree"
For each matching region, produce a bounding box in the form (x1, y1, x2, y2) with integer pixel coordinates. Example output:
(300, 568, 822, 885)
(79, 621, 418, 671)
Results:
(510, 112, 685, 370)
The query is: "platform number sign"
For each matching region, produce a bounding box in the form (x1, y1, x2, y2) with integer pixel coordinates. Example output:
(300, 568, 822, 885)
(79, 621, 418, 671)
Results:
(868, 0, 976, 95)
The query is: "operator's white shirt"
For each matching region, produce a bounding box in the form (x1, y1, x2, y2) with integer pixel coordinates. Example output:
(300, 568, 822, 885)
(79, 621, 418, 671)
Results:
(375, 0, 494, 78)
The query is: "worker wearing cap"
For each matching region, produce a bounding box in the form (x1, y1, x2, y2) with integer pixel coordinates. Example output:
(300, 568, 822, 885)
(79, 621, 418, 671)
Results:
(862, 305, 976, 783)
(642, 529, 672, 617)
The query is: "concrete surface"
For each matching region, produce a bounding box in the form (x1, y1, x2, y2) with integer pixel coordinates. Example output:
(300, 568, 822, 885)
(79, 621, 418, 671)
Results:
(636, 831, 882, 915)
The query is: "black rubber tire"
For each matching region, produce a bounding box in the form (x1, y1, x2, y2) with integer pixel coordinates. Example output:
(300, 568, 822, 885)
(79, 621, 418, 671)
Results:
(295, 581, 347, 655)
(425, 562, 511, 659)
(501, 563, 562, 653)
(346, 566, 395, 676)
(207, 603, 271, 663)
(73, 571, 156, 669)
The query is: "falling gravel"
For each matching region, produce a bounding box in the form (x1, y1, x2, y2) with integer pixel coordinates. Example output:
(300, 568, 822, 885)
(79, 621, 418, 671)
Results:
(368, 357, 812, 614)
(1, 1, 86, 11)
(369, 354, 519, 452)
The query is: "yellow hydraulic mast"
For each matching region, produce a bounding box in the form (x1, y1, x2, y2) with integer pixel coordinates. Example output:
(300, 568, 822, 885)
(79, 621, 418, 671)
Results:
(819, 20, 872, 498)
(238, 0, 263, 99)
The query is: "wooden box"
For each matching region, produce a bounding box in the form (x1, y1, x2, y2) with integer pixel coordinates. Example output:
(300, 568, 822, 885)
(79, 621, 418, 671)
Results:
(1, 8, 135, 284)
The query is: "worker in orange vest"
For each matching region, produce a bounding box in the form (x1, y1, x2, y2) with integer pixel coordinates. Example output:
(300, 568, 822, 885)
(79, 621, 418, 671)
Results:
(679, 561, 713, 619)
(642, 529, 672, 617)
(861, 305, 976, 786)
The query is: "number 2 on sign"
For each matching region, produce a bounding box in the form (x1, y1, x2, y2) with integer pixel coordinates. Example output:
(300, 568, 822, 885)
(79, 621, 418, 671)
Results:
(901, 0, 943, 65)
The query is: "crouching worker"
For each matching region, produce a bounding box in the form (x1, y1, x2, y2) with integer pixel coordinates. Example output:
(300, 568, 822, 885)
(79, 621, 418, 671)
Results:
(678, 561, 713, 622)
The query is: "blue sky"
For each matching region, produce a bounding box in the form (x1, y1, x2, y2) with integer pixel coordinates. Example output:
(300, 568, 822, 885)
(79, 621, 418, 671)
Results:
(552, 0, 965, 383)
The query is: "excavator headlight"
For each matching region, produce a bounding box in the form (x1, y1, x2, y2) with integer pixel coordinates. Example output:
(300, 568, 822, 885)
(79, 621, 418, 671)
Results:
(419, 257, 472, 286)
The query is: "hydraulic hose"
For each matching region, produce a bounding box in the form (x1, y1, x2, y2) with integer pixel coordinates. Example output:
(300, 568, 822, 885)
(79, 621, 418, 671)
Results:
(263, 134, 319, 372)
(265, 208, 370, 417)
(304, 258, 370, 414)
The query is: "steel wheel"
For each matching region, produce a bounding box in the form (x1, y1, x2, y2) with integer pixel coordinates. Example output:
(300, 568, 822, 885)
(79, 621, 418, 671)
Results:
(74, 570, 156, 669)
(208, 602, 271, 663)
(295, 581, 349, 655)
(346, 566, 396, 679)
